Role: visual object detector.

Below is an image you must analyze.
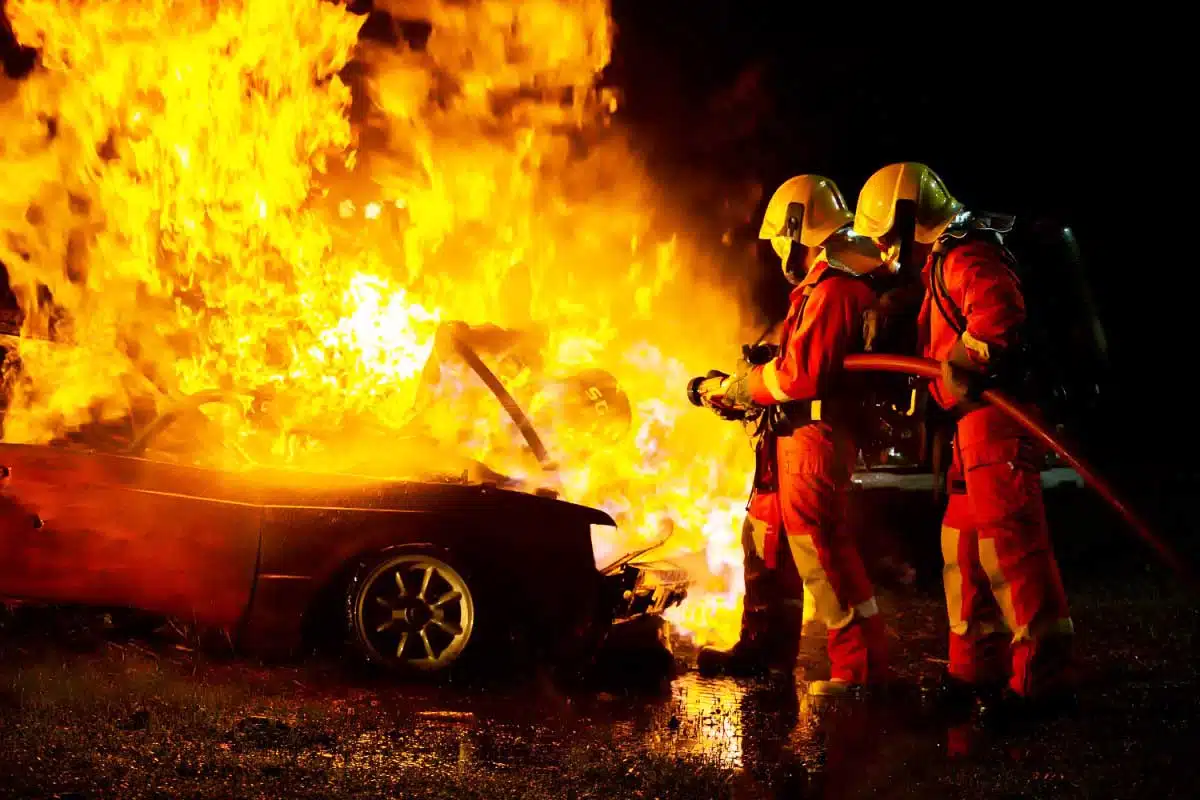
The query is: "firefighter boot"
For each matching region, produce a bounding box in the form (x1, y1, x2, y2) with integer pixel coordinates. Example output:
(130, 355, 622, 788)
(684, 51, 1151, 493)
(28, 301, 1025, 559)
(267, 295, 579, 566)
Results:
(697, 640, 775, 678)
(977, 635, 1078, 732)
(698, 590, 799, 679)
(697, 605, 784, 678)
(924, 672, 997, 722)
(807, 614, 892, 699)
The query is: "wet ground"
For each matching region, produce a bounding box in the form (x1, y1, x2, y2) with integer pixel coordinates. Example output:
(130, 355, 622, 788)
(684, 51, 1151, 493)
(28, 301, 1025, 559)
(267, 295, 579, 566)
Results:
(1, 563, 1195, 800)
(1, 478, 1196, 799)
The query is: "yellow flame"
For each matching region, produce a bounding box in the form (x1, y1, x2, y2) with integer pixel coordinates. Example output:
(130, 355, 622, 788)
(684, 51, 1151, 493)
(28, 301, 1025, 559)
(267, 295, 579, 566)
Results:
(0, 0, 773, 646)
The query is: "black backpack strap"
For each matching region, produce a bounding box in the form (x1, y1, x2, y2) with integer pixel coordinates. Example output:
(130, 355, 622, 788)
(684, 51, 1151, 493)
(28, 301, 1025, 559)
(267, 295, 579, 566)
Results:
(930, 245, 968, 337)
(790, 266, 846, 324)
(929, 228, 1019, 339)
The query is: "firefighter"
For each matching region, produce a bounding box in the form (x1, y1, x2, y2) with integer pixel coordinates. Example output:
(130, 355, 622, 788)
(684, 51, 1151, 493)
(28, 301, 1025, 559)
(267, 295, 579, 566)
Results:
(695, 318, 800, 680)
(854, 163, 1075, 722)
(698, 175, 891, 696)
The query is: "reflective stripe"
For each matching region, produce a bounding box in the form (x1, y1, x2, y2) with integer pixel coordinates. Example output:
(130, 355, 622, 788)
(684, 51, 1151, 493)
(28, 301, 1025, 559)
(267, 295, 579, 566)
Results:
(961, 331, 992, 363)
(761, 360, 793, 402)
(941, 525, 967, 635)
(978, 537, 1024, 640)
(746, 516, 769, 559)
(786, 534, 850, 629)
(785, 533, 874, 630)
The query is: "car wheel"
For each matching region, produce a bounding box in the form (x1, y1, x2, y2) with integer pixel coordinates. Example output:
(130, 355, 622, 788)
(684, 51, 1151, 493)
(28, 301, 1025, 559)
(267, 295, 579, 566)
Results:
(345, 548, 477, 674)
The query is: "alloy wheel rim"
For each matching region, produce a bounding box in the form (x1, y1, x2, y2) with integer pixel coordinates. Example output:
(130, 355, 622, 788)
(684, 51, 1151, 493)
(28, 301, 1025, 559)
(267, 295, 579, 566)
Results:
(357, 554, 475, 671)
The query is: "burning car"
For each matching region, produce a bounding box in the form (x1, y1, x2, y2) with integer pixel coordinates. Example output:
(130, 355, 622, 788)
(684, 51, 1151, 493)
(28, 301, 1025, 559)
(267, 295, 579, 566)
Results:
(0, 0, 785, 660)
(0, 333, 689, 675)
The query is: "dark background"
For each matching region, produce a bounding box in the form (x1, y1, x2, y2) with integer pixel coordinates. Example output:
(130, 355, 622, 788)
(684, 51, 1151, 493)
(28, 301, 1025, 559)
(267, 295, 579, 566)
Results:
(3, 4, 1192, 540)
(599, 6, 1192, 541)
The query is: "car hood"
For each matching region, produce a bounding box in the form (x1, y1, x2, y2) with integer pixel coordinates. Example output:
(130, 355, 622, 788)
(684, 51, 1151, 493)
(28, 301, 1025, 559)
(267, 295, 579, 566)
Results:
(0, 441, 616, 528)
(196, 461, 617, 527)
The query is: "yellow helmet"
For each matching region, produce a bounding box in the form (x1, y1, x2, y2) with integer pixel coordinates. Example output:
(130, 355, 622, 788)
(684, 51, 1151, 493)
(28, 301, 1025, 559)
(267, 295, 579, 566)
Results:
(758, 175, 853, 257)
(854, 163, 964, 244)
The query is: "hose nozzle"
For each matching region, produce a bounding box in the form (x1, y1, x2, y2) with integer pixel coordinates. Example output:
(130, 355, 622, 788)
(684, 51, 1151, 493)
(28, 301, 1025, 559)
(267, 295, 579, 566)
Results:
(687, 370, 728, 408)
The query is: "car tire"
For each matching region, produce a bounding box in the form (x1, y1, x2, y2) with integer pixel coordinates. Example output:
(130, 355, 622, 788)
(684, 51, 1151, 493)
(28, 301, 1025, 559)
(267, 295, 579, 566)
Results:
(344, 546, 488, 676)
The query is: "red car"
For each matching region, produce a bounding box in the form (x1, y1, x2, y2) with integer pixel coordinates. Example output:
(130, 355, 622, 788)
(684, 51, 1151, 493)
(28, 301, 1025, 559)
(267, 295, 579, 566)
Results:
(0, 338, 688, 674)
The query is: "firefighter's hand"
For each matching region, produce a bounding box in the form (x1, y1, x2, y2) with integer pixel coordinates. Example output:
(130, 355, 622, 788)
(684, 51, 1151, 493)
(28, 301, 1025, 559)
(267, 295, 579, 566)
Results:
(941, 359, 983, 403)
(943, 337, 994, 403)
(696, 375, 747, 417)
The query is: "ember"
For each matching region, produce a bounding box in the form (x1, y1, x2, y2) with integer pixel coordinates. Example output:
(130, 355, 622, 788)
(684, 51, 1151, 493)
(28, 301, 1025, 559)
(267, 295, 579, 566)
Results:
(0, 0, 790, 646)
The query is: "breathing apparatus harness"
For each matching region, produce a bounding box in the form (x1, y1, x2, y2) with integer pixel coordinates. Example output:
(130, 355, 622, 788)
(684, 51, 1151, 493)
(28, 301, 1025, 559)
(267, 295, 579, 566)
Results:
(928, 210, 1029, 399)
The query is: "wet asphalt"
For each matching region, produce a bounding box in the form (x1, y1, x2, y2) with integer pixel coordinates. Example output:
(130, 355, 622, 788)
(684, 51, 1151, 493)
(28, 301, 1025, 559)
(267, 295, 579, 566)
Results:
(0, 483, 1195, 798)
(0, 562, 1195, 800)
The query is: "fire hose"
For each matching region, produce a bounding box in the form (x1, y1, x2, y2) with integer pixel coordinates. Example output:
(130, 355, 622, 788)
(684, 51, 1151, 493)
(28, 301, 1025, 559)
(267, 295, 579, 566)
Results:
(690, 354, 1192, 584)
(842, 354, 1192, 584)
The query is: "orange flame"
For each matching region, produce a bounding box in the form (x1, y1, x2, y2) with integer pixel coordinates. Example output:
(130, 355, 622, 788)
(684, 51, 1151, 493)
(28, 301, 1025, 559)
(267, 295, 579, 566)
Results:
(0, 0, 780, 647)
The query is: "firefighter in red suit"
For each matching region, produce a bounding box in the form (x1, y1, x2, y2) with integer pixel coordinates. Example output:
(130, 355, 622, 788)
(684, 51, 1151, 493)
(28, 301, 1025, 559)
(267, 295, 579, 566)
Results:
(699, 175, 892, 696)
(855, 163, 1075, 720)
(697, 314, 807, 681)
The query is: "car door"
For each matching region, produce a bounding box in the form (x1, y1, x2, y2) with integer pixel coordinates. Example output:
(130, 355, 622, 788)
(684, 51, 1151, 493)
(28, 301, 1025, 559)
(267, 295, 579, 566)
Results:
(0, 441, 262, 628)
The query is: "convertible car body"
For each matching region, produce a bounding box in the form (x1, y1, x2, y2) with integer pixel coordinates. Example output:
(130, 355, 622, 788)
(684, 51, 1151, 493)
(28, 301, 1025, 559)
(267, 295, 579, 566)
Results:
(0, 429, 687, 671)
(0, 334, 689, 673)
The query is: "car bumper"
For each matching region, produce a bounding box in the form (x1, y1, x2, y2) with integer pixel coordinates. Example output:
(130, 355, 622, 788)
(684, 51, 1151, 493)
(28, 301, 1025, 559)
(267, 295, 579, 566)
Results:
(603, 560, 689, 624)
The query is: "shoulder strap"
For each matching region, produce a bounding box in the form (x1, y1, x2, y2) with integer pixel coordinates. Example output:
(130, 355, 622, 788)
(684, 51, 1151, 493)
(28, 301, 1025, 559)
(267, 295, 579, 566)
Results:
(794, 267, 849, 318)
(930, 231, 1024, 340)
(930, 247, 968, 337)
(775, 269, 839, 351)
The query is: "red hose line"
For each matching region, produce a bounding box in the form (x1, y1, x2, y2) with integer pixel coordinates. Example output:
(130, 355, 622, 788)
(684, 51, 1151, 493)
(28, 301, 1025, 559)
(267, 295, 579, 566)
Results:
(843, 353, 1193, 584)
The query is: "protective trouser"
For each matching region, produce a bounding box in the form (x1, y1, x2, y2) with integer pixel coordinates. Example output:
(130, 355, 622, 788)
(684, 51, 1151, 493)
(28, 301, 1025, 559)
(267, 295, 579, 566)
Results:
(738, 503, 806, 667)
(773, 422, 889, 684)
(942, 406, 1074, 697)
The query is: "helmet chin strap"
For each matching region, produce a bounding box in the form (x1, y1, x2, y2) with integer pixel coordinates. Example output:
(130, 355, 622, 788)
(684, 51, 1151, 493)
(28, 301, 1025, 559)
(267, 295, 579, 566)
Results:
(781, 239, 810, 284)
(891, 199, 919, 273)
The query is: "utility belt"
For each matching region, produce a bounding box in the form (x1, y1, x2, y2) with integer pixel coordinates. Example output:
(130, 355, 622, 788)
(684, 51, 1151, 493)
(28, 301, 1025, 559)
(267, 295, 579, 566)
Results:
(750, 398, 858, 496)
(769, 399, 828, 437)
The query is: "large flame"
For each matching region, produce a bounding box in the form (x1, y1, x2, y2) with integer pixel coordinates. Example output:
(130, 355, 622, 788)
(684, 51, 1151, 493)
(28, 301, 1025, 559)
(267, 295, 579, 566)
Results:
(0, 0, 782, 646)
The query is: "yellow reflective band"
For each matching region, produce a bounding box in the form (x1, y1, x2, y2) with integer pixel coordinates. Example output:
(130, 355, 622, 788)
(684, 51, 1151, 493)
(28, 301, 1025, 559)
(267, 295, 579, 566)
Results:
(941, 526, 966, 634)
(762, 360, 793, 402)
(978, 538, 1024, 640)
(962, 331, 992, 363)
(854, 596, 879, 619)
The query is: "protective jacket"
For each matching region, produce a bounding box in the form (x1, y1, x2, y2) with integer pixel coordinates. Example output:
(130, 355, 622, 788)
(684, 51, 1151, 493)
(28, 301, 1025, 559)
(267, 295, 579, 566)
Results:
(922, 232, 1074, 697)
(731, 257, 890, 684)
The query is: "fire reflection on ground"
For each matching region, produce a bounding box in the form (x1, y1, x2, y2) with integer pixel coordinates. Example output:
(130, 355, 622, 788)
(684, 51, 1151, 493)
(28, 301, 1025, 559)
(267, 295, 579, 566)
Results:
(3, 575, 1198, 798)
(313, 672, 818, 793)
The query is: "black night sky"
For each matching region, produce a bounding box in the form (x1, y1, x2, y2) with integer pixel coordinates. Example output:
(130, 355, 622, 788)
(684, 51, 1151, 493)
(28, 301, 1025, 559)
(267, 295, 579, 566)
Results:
(600, 8, 1190, 508)
(2, 5, 1192, 534)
